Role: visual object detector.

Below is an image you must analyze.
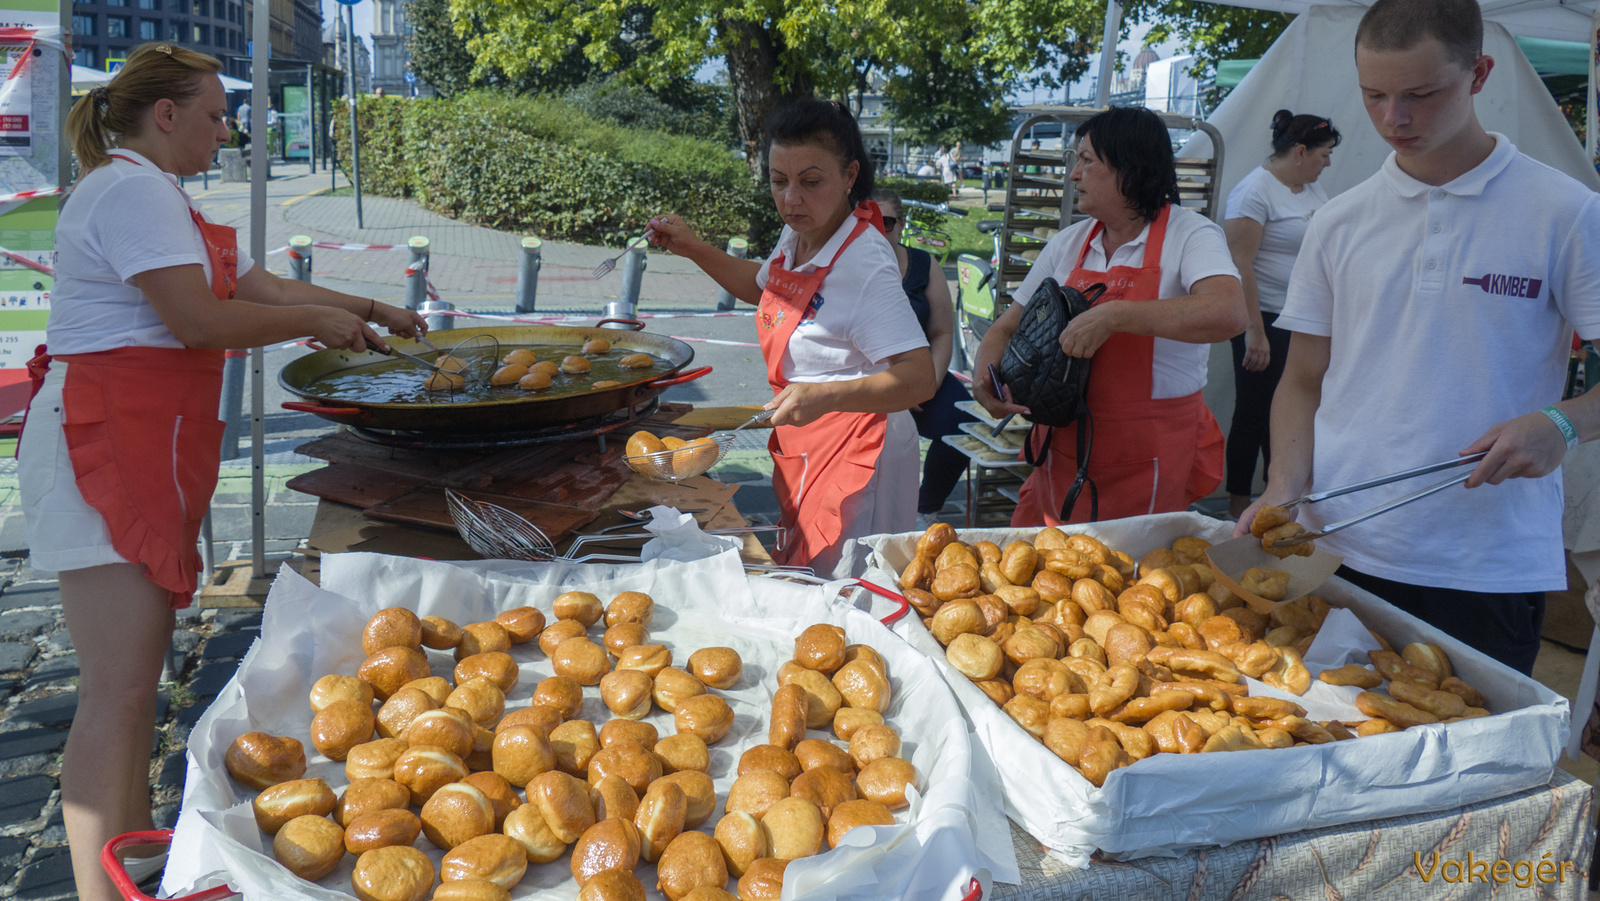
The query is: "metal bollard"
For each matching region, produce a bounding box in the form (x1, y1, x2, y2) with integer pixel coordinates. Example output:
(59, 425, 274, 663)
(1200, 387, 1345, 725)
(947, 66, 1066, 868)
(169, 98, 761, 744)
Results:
(288, 235, 313, 282)
(420, 300, 455, 332)
(219, 348, 248, 460)
(600, 301, 634, 326)
(405, 236, 430, 311)
(616, 235, 647, 318)
(513, 236, 543, 313)
(715, 237, 749, 311)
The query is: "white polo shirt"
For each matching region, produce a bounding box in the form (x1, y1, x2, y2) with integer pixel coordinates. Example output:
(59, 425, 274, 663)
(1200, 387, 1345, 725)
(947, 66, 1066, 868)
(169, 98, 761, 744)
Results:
(1225, 166, 1328, 313)
(49, 149, 257, 355)
(1279, 134, 1600, 592)
(756, 215, 928, 383)
(1014, 205, 1238, 399)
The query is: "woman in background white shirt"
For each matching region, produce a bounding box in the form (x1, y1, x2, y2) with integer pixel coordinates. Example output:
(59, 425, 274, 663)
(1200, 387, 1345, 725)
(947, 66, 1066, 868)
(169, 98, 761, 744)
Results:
(1223, 110, 1341, 518)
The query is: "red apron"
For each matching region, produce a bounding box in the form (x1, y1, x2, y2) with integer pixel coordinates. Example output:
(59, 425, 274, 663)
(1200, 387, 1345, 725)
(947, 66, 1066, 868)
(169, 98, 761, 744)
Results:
(25, 153, 234, 608)
(759, 204, 889, 568)
(1013, 206, 1224, 526)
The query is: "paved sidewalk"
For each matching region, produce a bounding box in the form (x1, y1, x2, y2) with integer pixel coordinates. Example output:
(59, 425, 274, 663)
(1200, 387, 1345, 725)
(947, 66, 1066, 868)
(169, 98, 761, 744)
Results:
(187, 163, 731, 311)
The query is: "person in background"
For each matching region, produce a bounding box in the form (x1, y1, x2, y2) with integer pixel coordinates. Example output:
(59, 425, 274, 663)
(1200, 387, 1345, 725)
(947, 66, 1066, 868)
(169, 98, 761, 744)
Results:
(234, 97, 250, 146)
(938, 144, 957, 190)
(1222, 110, 1341, 519)
(872, 187, 977, 525)
(973, 106, 1246, 526)
(648, 100, 937, 573)
(1235, 0, 1600, 675)
(29, 43, 424, 901)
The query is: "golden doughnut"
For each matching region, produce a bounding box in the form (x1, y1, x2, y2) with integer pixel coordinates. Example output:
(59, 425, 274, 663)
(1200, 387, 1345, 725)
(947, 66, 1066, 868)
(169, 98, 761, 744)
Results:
(225, 732, 307, 790)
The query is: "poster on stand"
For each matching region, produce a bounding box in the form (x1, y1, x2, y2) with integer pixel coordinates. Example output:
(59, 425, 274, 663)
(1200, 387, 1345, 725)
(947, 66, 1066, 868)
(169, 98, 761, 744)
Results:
(0, 10, 61, 419)
(283, 84, 309, 159)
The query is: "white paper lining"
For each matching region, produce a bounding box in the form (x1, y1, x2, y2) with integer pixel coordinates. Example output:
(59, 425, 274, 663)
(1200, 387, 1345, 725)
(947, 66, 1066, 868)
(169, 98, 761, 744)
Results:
(165, 550, 1018, 900)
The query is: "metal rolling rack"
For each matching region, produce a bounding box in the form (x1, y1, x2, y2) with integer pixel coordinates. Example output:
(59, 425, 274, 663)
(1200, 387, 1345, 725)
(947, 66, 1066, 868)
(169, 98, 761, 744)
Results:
(994, 108, 1228, 319)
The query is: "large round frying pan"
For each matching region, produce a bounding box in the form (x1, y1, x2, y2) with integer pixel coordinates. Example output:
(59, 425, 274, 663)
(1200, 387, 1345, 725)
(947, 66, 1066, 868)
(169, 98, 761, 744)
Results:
(278, 322, 707, 433)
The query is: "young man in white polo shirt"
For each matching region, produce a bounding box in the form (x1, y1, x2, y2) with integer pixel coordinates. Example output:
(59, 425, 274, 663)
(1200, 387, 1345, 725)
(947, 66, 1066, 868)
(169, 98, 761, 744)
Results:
(1235, 0, 1600, 675)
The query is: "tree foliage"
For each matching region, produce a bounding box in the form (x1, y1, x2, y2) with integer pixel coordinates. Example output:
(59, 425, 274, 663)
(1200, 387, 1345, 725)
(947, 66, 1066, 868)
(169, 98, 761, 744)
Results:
(447, 0, 1115, 179)
(1125, 1, 1293, 102)
(404, 0, 477, 98)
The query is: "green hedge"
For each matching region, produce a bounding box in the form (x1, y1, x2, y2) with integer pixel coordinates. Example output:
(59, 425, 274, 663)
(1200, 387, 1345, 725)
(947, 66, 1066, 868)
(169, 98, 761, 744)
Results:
(333, 93, 759, 247)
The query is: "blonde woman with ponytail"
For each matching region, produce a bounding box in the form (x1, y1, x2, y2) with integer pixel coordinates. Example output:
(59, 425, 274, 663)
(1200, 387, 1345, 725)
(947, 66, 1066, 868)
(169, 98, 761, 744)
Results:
(28, 43, 425, 901)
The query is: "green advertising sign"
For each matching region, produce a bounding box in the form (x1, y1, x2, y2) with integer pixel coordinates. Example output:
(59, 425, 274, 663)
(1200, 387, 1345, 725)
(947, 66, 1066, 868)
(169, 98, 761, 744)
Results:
(283, 84, 310, 160)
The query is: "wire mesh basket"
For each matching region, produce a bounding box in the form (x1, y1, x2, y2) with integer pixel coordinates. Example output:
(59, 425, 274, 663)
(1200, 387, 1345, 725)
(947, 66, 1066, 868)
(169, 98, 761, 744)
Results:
(624, 433, 736, 482)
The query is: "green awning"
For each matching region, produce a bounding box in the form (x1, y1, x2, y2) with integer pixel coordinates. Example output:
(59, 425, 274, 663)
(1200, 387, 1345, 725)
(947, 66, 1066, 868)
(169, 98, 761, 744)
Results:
(1216, 35, 1588, 89)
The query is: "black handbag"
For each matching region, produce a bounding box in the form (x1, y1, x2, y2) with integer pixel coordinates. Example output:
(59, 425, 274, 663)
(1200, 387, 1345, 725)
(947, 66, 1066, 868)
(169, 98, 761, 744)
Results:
(996, 277, 1106, 521)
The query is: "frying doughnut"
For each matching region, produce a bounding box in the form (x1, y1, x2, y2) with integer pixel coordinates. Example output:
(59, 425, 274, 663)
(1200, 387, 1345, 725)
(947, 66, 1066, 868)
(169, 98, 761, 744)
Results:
(490, 364, 529, 387)
(618, 353, 654, 369)
(561, 356, 592, 374)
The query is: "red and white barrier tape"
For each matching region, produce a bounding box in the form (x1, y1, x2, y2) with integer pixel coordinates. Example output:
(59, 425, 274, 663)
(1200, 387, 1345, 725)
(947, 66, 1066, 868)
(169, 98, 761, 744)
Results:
(0, 247, 52, 276)
(267, 241, 410, 255)
(427, 309, 763, 347)
(0, 186, 62, 205)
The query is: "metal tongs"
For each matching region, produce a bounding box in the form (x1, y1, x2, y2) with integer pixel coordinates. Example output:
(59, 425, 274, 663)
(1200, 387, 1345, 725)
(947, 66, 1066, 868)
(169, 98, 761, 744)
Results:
(1266, 451, 1488, 547)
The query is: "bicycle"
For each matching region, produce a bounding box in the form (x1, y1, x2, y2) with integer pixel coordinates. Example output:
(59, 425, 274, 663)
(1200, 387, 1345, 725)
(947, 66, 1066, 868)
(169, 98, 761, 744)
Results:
(898, 198, 966, 267)
(952, 203, 1046, 373)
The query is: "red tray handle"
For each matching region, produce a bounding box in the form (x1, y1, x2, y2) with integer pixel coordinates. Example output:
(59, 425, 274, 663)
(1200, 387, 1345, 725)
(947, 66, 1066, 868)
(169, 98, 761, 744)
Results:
(596, 318, 646, 331)
(856, 578, 911, 625)
(651, 365, 712, 387)
(282, 401, 362, 416)
(961, 876, 983, 900)
(103, 830, 237, 901)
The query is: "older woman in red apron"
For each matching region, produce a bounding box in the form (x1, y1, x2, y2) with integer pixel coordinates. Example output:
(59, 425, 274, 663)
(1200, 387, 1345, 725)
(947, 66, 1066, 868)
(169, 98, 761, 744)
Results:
(649, 100, 937, 573)
(27, 44, 424, 901)
(973, 107, 1247, 526)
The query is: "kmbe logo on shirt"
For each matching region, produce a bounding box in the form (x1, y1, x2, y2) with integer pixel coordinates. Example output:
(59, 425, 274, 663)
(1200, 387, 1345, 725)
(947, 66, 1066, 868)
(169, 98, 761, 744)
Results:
(1461, 272, 1543, 299)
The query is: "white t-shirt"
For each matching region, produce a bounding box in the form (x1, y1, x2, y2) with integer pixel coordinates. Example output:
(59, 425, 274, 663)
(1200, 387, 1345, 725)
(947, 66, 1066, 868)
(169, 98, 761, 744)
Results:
(49, 149, 257, 354)
(1279, 134, 1600, 592)
(1225, 165, 1327, 313)
(756, 215, 928, 383)
(1013, 205, 1238, 398)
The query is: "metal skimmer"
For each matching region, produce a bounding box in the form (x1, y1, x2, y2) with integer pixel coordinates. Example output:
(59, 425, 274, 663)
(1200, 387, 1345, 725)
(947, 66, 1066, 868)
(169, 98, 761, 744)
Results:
(445, 489, 637, 563)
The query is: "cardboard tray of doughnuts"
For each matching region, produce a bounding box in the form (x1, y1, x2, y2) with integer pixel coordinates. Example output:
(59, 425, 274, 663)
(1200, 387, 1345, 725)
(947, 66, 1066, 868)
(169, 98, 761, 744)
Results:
(165, 551, 1018, 900)
(843, 512, 1570, 867)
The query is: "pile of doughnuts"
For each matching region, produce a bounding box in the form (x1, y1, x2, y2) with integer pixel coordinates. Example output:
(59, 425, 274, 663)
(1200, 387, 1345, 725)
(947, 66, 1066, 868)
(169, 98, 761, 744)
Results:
(221, 593, 918, 901)
(715, 623, 920, 884)
(896, 524, 1491, 787)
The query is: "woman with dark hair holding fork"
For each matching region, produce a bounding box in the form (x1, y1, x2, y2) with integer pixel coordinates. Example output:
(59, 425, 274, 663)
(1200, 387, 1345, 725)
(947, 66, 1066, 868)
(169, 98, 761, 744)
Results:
(648, 100, 936, 573)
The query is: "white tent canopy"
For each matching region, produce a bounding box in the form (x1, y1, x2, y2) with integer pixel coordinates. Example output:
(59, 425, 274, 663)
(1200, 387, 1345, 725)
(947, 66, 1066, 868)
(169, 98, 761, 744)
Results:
(68, 65, 111, 91)
(71, 65, 250, 92)
(1179, 5, 1600, 202)
(1200, 0, 1598, 42)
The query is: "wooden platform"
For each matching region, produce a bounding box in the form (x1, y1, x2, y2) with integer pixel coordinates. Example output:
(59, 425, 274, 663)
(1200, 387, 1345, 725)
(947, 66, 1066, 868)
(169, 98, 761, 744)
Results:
(285, 402, 710, 540)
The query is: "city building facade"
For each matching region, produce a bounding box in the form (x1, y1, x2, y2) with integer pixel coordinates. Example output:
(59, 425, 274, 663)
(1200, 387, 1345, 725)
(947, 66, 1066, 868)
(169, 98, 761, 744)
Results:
(69, 0, 320, 79)
(324, 18, 370, 95)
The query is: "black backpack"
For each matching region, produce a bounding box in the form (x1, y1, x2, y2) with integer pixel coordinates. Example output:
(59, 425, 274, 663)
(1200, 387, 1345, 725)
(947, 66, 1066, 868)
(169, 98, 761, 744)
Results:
(996, 278, 1106, 521)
